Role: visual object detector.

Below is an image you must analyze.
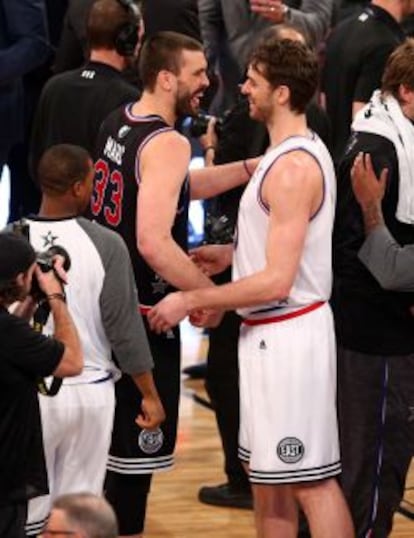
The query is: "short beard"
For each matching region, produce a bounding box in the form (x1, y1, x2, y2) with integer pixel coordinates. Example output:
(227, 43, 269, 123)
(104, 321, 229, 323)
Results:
(175, 93, 196, 118)
(249, 103, 272, 124)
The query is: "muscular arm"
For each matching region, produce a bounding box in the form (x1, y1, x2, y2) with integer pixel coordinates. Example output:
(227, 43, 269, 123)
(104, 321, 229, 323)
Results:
(49, 297, 83, 377)
(189, 157, 259, 200)
(185, 152, 322, 309)
(149, 152, 323, 329)
(0, 0, 50, 81)
(32, 265, 83, 377)
(137, 130, 213, 291)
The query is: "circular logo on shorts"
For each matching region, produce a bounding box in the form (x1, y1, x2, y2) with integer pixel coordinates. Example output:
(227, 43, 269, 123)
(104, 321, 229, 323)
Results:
(277, 437, 305, 464)
(138, 428, 164, 455)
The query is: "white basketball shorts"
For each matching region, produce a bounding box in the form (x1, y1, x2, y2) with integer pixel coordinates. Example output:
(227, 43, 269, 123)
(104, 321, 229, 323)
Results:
(238, 302, 341, 485)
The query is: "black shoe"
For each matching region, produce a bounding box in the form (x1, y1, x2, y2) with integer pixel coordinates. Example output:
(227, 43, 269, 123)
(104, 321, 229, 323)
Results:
(198, 483, 253, 509)
(182, 362, 207, 379)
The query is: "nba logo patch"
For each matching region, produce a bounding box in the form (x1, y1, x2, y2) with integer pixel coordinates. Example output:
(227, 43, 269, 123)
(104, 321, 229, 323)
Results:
(277, 437, 305, 464)
(138, 428, 164, 455)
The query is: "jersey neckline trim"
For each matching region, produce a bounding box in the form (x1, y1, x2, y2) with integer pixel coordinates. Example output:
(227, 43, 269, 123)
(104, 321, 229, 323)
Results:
(124, 104, 167, 124)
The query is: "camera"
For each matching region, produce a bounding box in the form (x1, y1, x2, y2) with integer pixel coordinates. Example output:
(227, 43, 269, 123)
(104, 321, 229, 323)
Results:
(187, 113, 224, 138)
(204, 213, 234, 245)
(30, 245, 71, 301)
(36, 246, 71, 274)
(11, 220, 71, 300)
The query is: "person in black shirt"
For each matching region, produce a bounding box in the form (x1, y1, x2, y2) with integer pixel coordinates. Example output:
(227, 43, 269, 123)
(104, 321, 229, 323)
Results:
(0, 232, 82, 538)
(54, 0, 201, 73)
(30, 0, 140, 180)
(332, 39, 414, 537)
(321, 0, 412, 162)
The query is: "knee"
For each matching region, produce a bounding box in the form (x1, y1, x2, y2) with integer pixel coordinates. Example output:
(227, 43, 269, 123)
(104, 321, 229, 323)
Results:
(253, 484, 295, 517)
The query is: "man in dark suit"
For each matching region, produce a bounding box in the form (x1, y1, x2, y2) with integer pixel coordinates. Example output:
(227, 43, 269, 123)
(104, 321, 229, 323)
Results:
(0, 0, 50, 172)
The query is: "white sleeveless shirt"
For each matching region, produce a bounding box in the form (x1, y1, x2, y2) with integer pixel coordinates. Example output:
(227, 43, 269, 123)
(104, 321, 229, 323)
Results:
(233, 133, 336, 320)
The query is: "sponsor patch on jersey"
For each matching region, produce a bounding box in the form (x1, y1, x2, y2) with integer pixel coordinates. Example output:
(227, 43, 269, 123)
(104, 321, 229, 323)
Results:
(118, 125, 131, 139)
(277, 437, 305, 464)
(138, 428, 164, 454)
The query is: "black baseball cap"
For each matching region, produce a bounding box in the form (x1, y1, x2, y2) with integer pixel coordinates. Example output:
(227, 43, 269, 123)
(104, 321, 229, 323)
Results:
(0, 231, 36, 281)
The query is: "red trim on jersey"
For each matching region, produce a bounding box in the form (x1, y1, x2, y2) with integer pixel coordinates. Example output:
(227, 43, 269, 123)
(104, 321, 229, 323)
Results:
(242, 301, 325, 325)
(139, 305, 151, 315)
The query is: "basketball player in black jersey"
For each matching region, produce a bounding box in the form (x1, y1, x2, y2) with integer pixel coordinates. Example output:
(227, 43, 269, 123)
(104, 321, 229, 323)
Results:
(91, 31, 259, 537)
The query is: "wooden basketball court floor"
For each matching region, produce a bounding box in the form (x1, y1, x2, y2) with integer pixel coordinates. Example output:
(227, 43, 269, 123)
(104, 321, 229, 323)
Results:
(145, 322, 414, 537)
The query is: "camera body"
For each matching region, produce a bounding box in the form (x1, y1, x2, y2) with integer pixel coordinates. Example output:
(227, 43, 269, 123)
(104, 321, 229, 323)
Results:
(11, 220, 71, 300)
(188, 113, 224, 138)
(204, 213, 234, 245)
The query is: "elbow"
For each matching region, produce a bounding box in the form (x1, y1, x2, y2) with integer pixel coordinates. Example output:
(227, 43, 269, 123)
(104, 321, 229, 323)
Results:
(375, 273, 404, 292)
(263, 275, 293, 304)
(54, 349, 83, 377)
(376, 275, 394, 291)
(137, 235, 158, 267)
(70, 353, 83, 376)
(137, 233, 167, 270)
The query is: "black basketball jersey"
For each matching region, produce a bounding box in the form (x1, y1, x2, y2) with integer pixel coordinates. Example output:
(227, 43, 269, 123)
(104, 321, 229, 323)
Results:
(91, 104, 190, 306)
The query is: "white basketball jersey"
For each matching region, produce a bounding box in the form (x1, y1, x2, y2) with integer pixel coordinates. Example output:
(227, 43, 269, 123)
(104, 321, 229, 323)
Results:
(233, 133, 336, 319)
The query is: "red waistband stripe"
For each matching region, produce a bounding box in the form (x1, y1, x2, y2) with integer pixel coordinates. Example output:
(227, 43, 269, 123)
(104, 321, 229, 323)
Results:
(242, 301, 325, 326)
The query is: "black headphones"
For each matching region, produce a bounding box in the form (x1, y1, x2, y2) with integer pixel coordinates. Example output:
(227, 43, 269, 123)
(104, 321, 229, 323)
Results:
(115, 0, 141, 56)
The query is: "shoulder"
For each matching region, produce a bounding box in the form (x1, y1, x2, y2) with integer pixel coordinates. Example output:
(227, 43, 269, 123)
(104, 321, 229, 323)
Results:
(266, 148, 322, 194)
(40, 69, 82, 101)
(0, 310, 33, 343)
(110, 78, 138, 100)
(141, 128, 191, 159)
(77, 217, 129, 253)
(343, 132, 397, 166)
(99, 105, 125, 129)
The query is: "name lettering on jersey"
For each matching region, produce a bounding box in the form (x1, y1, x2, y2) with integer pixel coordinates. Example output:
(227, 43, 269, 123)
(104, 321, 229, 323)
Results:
(118, 125, 131, 139)
(103, 136, 126, 166)
(81, 69, 96, 80)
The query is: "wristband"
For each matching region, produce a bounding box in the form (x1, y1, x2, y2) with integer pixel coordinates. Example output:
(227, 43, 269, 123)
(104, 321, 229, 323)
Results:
(46, 292, 66, 303)
(243, 159, 253, 178)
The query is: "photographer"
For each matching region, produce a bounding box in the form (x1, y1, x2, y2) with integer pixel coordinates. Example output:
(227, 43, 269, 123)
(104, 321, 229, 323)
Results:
(0, 232, 82, 538)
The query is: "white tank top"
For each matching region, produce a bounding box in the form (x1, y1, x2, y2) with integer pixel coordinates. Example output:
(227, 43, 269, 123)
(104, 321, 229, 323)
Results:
(233, 133, 336, 320)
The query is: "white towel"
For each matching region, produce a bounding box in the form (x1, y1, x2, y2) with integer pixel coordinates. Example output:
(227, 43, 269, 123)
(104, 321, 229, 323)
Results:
(352, 90, 414, 224)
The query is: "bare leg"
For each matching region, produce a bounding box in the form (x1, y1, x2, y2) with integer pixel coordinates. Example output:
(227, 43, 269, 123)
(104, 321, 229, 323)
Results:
(294, 479, 354, 538)
(252, 484, 298, 538)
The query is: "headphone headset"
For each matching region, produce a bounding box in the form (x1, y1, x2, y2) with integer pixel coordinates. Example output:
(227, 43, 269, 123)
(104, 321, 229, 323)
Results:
(114, 0, 141, 57)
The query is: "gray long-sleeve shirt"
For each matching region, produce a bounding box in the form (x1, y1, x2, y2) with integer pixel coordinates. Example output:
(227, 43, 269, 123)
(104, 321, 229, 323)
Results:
(359, 225, 414, 292)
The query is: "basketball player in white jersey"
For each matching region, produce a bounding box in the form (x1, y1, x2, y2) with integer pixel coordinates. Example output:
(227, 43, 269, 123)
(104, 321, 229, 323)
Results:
(149, 36, 354, 537)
